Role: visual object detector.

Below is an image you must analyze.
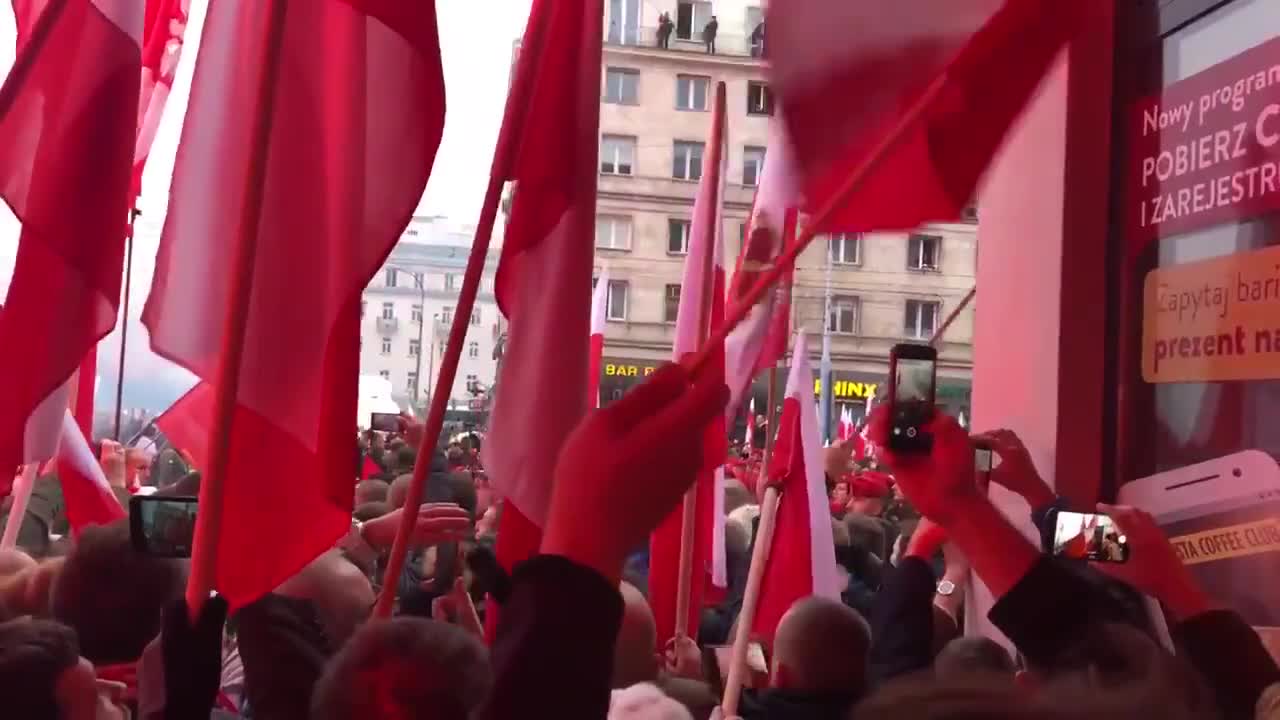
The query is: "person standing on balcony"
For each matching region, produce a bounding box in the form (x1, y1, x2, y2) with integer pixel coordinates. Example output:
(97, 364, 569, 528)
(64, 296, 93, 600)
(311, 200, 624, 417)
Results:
(657, 12, 673, 49)
(703, 15, 718, 54)
(751, 20, 765, 57)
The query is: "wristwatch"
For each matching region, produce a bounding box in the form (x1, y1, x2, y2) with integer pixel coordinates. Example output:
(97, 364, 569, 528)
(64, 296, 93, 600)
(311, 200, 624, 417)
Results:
(936, 579, 957, 597)
(337, 519, 379, 570)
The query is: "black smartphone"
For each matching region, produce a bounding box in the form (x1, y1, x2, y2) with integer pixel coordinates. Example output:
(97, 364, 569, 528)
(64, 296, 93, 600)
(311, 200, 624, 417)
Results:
(1052, 510, 1130, 563)
(370, 412, 401, 433)
(129, 495, 198, 558)
(886, 343, 937, 454)
(975, 447, 994, 472)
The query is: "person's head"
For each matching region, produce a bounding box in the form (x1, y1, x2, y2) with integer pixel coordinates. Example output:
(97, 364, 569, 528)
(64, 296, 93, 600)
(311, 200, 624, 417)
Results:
(444, 471, 478, 520)
(389, 473, 416, 510)
(0, 618, 129, 720)
(393, 446, 417, 474)
(934, 636, 1016, 682)
(724, 479, 753, 516)
(613, 582, 659, 689)
(0, 548, 37, 578)
(446, 446, 465, 467)
(50, 521, 185, 664)
(831, 480, 852, 506)
(354, 479, 390, 505)
(353, 501, 392, 523)
(770, 596, 870, 696)
(277, 551, 375, 648)
(311, 617, 491, 720)
(728, 504, 760, 545)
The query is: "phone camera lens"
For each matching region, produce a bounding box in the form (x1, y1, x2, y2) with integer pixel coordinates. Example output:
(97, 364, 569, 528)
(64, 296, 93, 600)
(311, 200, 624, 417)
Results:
(1232, 468, 1243, 478)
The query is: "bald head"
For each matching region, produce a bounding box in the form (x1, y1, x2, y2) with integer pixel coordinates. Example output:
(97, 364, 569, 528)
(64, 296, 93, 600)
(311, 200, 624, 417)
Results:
(772, 597, 870, 695)
(277, 551, 375, 647)
(613, 582, 659, 689)
(354, 479, 389, 505)
(389, 474, 414, 510)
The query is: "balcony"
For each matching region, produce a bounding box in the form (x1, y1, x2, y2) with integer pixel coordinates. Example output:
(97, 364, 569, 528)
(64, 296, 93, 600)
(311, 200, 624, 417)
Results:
(605, 24, 764, 60)
(376, 317, 399, 334)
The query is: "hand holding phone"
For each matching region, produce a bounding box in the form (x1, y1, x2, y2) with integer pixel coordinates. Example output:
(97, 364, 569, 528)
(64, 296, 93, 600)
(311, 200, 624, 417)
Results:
(370, 412, 401, 433)
(130, 496, 199, 558)
(1052, 510, 1129, 563)
(886, 343, 936, 454)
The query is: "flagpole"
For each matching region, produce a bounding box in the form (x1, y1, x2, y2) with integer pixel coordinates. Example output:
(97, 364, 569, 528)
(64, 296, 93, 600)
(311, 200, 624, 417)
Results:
(113, 209, 139, 440)
(722, 482, 780, 716)
(0, 464, 38, 549)
(929, 285, 975, 347)
(684, 72, 951, 377)
(184, 0, 289, 618)
(819, 239, 834, 444)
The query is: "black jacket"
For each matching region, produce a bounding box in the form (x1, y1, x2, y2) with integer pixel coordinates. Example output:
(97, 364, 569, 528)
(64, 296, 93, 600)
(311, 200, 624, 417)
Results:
(738, 688, 860, 720)
(869, 556, 935, 684)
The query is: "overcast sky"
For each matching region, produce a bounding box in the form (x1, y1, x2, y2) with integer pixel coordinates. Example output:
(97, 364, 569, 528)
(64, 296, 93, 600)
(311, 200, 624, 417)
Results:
(0, 0, 533, 411)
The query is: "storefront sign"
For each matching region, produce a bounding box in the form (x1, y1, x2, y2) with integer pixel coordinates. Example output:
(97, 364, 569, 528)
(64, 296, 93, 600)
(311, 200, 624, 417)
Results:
(1170, 517, 1280, 566)
(603, 361, 658, 378)
(1142, 244, 1280, 382)
(812, 378, 878, 400)
(1127, 36, 1280, 248)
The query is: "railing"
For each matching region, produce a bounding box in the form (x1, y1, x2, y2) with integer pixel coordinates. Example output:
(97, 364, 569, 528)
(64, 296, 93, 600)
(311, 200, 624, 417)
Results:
(606, 23, 765, 59)
(376, 317, 399, 334)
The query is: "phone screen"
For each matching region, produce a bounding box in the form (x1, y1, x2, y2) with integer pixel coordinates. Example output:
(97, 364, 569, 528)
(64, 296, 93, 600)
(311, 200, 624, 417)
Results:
(893, 358, 936, 405)
(1052, 511, 1129, 562)
(370, 413, 400, 433)
(131, 497, 198, 558)
(974, 447, 994, 472)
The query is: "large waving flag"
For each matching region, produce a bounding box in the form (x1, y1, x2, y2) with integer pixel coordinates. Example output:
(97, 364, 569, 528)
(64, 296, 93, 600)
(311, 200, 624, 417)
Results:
(141, 0, 445, 609)
(483, 0, 603, 579)
(0, 0, 141, 481)
(587, 266, 611, 409)
(53, 411, 126, 535)
(752, 330, 841, 643)
(724, 118, 799, 417)
(133, 0, 191, 197)
(650, 82, 729, 644)
(769, 0, 1082, 233)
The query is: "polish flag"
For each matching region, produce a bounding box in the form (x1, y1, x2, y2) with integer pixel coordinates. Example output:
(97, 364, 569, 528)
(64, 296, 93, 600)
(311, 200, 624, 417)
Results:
(152, 382, 210, 472)
(52, 410, 126, 534)
(0, 0, 142, 480)
(769, 0, 1083, 233)
(724, 118, 799, 417)
(482, 0, 603, 588)
(752, 330, 841, 643)
(587, 266, 611, 409)
(744, 396, 756, 453)
(133, 0, 191, 198)
(141, 0, 445, 609)
(650, 82, 729, 644)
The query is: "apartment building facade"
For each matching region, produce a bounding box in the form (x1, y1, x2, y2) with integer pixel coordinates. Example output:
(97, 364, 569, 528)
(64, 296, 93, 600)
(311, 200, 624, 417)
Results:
(594, 0, 978, 424)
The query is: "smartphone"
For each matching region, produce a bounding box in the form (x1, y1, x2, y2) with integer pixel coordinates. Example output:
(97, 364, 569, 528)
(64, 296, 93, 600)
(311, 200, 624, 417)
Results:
(370, 412, 401, 433)
(974, 447, 994, 472)
(886, 343, 937, 454)
(129, 495, 198, 558)
(1052, 510, 1129, 563)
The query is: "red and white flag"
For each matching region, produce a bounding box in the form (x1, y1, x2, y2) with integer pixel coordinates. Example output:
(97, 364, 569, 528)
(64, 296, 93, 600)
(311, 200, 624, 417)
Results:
(744, 396, 756, 452)
(53, 410, 126, 535)
(141, 0, 445, 609)
(152, 382, 211, 471)
(482, 0, 603, 580)
(769, 0, 1082, 233)
(0, 0, 141, 485)
(133, 0, 191, 198)
(587, 266, 611, 409)
(752, 330, 841, 643)
(724, 118, 799, 416)
(650, 82, 729, 643)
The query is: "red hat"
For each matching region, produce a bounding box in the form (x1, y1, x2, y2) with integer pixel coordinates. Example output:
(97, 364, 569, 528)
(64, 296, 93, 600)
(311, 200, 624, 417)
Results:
(849, 471, 892, 499)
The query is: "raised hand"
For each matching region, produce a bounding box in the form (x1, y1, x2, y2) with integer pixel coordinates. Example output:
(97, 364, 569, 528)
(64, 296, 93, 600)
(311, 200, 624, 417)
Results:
(970, 428, 1054, 509)
(361, 503, 472, 550)
(1091, 503, 1212, 622)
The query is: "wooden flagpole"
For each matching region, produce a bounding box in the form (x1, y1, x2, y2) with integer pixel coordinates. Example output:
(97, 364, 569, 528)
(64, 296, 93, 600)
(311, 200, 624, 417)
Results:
(113, 209, 141, 440)
(0, 464, 38, 549)
(184, 0, 289, 617)
(721, 482, 780, 715)
(684, 72, 951, 377)
(929, 286, 975, 347)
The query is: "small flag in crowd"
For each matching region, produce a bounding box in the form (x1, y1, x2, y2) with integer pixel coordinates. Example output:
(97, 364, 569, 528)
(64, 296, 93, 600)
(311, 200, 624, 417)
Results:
(142, 0, 445, 609)
(753, 330, 841, 644)
(768, 0, 1082, 233)
(650, 81, 730, 643)
(0, 0, 141, 477)
(483, 0, 604, 585)
(54, 411, 126, 535)
(587, 266, 611, 409)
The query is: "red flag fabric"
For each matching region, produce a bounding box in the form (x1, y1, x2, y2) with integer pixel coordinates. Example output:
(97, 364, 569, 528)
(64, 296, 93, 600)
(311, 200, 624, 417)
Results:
(359, 455, 381, 481)
(73, 353, 97, 441)
(650, 83, 729, 644)
(0, 0, 140, 475)
(133, 0, 191, 198)
(54, 410, 126, 535)
(152, 382, 210, 472)
(141, 0, 445, 609)
(587, 266, 611, 409)
(482, 0, 603, 579)
(752, 330, 841, 644)
(769, 0, 1082, 233)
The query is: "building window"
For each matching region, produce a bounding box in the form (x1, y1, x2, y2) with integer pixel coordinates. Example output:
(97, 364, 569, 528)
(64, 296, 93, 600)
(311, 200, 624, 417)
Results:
(905, 300, 940, 340)
(607, 0, 641, 45)
(407, 371, 418, 395)
(379, 370, 390, 380)
(743, 146, 766, 186)
(380, 302, 394, 320)
(409, 338, 421, 356)
(468, 341, 480, 358)
(380, 338, 392, 354)
(828, 296, 858, 335)
(907, 233, 941, 271)
(606, 280, 629, 321)
(441, 307, 453, 325)
(411, 304, 423, 324)
(747, 82, 774, 116)
(412, 272, 424, 290)
(664, 284, 682, 323)
(471, 308, 481, 326)
(601, 134, 636, 175)
(673, 141, 704, 181)
(385, 268, 398, 287)
(667, 219, 691, 254)
(595, 215, 632, 250)
(445, 274, 458, 290)
(746, 5, 764, 55)
(676, 74, 709, 111)
(604, 67, 639, 104)
(675, 0, 712, 41)
(829, 233, 861, 265)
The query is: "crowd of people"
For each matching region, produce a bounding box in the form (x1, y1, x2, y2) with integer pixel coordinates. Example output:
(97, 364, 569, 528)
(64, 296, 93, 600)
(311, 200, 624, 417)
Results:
(0, 362, 1277, 719)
